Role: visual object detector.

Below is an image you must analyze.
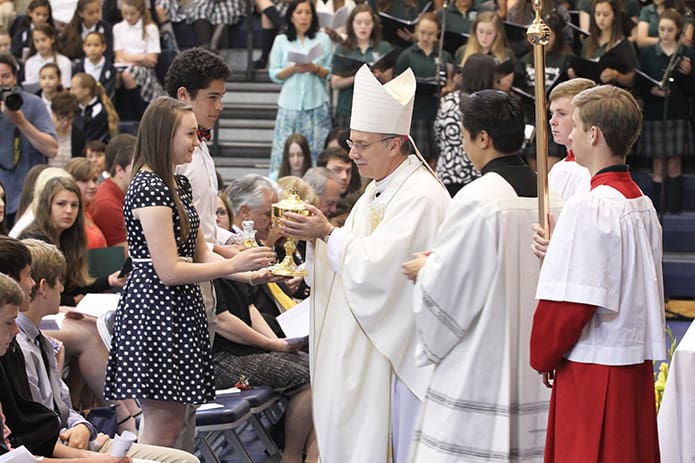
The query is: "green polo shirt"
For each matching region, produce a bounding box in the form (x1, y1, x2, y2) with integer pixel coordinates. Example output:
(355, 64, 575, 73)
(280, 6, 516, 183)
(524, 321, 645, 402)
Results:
(368, 0, 431, 20)
(395, 43, 454, 120)
(437, 1, 485, 35)
(639, 42, 695, 120)
(639, 4, 660, 38)
(333, 41, 393, 119)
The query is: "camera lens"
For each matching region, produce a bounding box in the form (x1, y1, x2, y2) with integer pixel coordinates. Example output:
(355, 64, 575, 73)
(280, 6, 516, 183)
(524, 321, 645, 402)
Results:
(0, 87, 23, 111)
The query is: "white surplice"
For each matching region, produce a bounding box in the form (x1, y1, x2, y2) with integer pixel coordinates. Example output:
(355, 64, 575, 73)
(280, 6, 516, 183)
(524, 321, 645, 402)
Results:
(410, 172, 561, 462)
(311, 155, 450, 463)
(547, 158, 591, 201)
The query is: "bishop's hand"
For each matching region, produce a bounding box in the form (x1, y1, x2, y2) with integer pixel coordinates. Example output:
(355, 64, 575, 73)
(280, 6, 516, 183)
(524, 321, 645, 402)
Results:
(279, 203, 333, 241)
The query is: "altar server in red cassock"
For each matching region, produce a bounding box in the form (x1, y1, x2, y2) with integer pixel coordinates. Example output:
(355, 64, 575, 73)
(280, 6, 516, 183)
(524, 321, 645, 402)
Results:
(530, 85, 666, 463)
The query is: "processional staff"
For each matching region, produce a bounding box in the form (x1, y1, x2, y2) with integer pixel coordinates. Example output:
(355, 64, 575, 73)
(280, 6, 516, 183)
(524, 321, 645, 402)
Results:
(526, 0, 551, 258)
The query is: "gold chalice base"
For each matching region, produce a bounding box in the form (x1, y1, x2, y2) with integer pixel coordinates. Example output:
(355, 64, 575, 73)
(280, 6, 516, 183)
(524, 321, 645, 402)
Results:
(268, 259, 308, 277)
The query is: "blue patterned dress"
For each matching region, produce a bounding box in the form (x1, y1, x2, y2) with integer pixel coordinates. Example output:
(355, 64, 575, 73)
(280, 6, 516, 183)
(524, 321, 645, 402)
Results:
(105, 171, 214, 404)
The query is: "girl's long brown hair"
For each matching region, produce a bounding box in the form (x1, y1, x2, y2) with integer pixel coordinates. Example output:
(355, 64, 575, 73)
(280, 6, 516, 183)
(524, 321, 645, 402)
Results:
(584, 0, 624, 59)
(22, 176, 93, 290)
(131, 97, 194, 242)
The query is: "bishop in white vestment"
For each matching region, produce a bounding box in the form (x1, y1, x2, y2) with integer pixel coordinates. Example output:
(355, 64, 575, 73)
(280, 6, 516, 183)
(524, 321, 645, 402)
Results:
(280, 65, 450, 463)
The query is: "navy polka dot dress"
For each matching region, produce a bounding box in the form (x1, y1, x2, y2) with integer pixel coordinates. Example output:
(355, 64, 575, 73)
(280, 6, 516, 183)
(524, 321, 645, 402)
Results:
(105, 171, 214, 404)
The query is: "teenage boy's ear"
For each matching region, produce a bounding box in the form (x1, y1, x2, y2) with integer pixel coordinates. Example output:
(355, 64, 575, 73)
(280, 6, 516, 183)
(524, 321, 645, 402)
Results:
(478, 130, 491, 149)
(176, 87, 191, 101)
(36, 278, 47, 296)
(590, 125, 601, 147)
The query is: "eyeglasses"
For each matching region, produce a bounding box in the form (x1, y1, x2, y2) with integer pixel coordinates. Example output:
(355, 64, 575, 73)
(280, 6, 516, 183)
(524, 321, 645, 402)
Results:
(345, 136, 399, 151)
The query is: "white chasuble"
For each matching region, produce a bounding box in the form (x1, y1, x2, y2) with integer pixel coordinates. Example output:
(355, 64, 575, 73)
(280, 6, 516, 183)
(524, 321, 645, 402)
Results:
(311, 156, 450, 463)
(410, 173, 562, 462)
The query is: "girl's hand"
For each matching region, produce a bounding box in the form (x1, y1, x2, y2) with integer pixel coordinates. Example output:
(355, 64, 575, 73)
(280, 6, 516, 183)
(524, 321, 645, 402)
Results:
(678, 56, 691, 75)
(108, 270, 128, 288)
(294, 63, 315, 73)
(600, 67, 618, 83)
(284, 275, 304, 295)
(651, 85, 668, 98)
(230, 246, 276, 273)
(396, 27, 416, 42)
(567, 67, 576, 79)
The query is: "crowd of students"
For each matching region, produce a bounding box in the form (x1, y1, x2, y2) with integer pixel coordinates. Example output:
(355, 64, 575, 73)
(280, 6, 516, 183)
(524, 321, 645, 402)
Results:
(0, 0, 690, 218)
(255, 0, 695, 212)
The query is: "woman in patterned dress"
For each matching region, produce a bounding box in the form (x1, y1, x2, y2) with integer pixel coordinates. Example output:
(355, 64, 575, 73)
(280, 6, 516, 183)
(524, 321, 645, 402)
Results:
(104, 97, 276, 446)
(434, 53, 496, 196)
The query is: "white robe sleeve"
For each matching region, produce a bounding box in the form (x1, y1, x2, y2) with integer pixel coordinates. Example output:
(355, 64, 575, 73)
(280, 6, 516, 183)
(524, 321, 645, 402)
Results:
(413, 196, 499, 365)
(536, 190, 622, 312)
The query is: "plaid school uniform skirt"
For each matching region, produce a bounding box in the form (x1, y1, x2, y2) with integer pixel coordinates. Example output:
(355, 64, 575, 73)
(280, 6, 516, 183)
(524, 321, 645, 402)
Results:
(127, 65, 166, 103)
(637, 119, 694, 158)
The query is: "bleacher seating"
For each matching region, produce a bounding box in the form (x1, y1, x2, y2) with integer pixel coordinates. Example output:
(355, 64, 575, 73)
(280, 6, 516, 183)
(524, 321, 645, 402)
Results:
(195, 386, 284, 463)
(633, 170, 695, 301)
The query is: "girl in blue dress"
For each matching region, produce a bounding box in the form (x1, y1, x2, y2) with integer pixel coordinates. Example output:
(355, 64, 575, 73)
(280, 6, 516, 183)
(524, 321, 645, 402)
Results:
(104, 97, 276, 446)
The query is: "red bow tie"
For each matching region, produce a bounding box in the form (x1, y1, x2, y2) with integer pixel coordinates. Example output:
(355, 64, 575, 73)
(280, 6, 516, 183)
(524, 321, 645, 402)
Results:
(197, 127, 212, 141)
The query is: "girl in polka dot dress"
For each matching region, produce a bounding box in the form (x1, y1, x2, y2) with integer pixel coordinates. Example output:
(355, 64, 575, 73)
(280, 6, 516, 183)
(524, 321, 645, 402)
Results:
(104, 97, 276, 446)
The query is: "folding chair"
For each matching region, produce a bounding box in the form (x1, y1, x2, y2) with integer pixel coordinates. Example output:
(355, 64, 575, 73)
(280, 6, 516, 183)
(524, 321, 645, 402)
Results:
(195, 396, 254, 463)
(218, 386, 283, 459)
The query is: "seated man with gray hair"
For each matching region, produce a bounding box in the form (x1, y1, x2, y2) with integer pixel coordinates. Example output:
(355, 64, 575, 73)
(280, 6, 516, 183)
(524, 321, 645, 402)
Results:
(225, 174, 301, 322)
(302, 167, 341, 217)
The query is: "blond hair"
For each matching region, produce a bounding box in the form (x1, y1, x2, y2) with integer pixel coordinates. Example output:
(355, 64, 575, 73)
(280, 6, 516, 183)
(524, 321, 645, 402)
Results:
(460, 12, 510, 66)
(573, 85, 642, 157)
(0, 273, 23, 307)
(22, 239, 67, 295)
(277, 176, 319, 207)
(549, 78, 597, 101)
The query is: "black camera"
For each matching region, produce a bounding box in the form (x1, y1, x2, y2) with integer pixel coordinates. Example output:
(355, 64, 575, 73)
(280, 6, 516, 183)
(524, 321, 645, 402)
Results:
(0, 86, 23, 111)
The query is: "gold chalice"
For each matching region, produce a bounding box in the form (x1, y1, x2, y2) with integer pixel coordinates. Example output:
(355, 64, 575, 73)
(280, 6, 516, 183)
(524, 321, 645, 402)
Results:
(269, 190, 309, 277)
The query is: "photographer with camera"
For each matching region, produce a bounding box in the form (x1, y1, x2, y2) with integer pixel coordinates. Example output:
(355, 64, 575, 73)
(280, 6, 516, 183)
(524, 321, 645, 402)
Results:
(0, 53, 58, 228)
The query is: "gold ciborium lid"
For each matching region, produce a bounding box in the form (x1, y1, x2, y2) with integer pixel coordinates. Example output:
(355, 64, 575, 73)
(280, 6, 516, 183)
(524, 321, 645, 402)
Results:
(272, 191, 309, 224)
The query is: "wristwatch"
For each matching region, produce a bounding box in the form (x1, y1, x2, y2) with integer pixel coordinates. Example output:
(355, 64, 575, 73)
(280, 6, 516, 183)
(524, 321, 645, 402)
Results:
(321, 225, 335, 243)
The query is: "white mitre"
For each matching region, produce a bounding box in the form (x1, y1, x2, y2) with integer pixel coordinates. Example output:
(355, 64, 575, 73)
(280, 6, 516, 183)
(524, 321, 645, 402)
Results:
(350, 65, 415, 135)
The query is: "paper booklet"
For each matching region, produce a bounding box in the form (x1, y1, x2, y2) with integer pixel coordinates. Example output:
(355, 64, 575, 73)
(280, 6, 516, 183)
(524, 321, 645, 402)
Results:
(571, 38, 637, 83)
(331, 48, 402, 77)
(443, 29, 469, 55)
(0, 446, 35, 463)
(379, 1, 433, 47)
(74, 293, 120, 318)
(287, 43, 324, 64)
(277, 298, 309, 338)
(318, 5, 350, 30)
